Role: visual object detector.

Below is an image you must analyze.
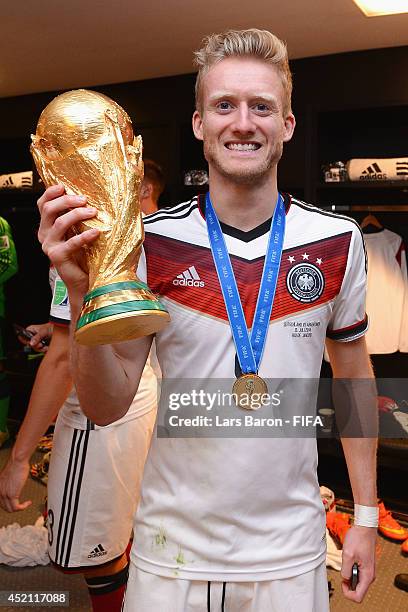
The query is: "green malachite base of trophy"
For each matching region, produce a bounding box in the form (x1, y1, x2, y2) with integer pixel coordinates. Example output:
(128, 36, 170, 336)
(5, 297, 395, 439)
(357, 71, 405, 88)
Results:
(75, 280, 170, 346)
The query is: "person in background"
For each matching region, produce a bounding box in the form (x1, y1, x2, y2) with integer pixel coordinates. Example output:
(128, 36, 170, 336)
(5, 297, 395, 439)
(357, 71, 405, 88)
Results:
(0, 167, 164, 612)
(0, 216, 18, 448)
(140, 158, 166, 214)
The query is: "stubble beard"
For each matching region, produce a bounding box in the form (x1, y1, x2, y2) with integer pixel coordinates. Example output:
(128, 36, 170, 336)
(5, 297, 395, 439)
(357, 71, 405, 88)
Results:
(204, 140, 283, 186)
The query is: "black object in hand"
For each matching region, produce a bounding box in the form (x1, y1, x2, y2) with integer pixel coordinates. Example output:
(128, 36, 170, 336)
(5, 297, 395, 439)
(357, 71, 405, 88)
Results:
(350, 563, 359, 591)
(13, 324, 49, 346)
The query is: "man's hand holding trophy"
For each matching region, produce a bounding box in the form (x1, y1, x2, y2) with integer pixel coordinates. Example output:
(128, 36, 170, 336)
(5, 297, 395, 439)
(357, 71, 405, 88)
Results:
(32, 89, 169, 345)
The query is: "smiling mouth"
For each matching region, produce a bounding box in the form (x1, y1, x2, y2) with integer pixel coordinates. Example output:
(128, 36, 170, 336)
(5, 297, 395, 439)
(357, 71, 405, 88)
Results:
(225, 142, 261, 151)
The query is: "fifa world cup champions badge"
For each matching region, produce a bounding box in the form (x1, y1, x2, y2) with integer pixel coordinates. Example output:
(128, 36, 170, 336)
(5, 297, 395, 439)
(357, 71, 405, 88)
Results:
(31, 90, 170, 345)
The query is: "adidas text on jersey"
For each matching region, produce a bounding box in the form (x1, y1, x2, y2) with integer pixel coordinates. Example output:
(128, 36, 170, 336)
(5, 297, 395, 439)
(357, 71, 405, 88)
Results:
(173, 265, 205, 287)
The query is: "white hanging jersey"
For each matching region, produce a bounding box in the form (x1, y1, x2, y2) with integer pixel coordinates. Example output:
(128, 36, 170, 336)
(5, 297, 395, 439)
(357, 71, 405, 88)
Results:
(363, 229, 408, 354)
(49, 267, 158, 430)
(133, 194, 368, 581)
(400, 256, 408, 352)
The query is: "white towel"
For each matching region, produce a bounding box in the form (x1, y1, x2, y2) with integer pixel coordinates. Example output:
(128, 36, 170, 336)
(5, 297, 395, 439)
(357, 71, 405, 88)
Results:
(0, 516, 49, 567)
(347, 158, 408, 181)
(326, 529, 342, 571)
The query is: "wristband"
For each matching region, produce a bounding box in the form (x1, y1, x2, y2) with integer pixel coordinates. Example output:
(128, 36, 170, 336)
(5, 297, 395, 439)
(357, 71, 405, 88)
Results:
(354, 504, 379, 528)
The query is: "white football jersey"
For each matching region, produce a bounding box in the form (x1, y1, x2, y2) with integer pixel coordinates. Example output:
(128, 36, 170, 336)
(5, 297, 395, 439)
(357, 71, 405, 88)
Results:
(363, 229, 408, 354)
(49, 267, 158, 430)
(133, 194, 368, 581)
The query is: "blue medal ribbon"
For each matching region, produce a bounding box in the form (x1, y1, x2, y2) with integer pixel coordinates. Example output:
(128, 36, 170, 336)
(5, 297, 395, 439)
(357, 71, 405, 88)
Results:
(206, 192, 285, 375)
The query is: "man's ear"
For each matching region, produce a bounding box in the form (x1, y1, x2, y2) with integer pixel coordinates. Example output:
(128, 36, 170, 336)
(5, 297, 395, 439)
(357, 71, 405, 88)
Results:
(283, 113, 296, 143)
(140, 181, 152, 200)
(192, 110, 204, 141)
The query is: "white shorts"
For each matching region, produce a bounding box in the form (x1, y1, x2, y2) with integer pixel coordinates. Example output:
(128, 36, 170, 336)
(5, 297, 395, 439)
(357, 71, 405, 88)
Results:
(47, 410, 155, 569)
(123, 562, 330, 612)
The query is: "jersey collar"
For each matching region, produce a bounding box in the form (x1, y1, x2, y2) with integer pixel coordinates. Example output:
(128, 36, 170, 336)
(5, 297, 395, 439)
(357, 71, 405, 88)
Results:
(197, 192, 291, 243)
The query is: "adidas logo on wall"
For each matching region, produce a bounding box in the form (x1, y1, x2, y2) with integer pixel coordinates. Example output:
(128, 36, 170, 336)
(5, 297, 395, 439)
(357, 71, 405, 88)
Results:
(396, 161, 408, 177)
(359, 162, 387, 181)
(0, 170, 33, 190)
(88, 544, 107, 559)
(173, 266, 205, 287)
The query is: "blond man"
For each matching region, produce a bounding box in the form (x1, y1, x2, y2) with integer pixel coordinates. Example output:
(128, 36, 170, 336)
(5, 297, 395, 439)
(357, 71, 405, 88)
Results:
(37, 29, 377, 611)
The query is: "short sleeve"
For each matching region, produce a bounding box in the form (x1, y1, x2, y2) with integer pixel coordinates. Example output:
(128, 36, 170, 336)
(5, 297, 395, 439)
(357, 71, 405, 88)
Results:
(326, 226, 368, 342)
(49, 267, 71, 326)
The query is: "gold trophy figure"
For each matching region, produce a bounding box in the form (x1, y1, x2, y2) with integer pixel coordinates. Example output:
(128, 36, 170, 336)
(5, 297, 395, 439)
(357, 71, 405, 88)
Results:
(31, 89, 170, 345)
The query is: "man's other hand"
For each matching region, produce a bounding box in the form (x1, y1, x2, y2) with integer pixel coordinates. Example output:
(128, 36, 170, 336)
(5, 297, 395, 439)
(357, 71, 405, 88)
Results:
(341, 525, 376, 602)
(16, 323, 53, 353)
(0, 454, 31, 513)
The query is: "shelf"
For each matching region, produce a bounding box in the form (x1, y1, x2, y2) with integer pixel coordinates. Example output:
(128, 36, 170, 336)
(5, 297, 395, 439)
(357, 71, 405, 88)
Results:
(316, 181, 408, 190)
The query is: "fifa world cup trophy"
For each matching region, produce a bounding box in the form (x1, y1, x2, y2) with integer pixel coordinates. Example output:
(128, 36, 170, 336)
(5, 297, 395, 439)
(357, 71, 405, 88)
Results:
(31, 89, 170, 345)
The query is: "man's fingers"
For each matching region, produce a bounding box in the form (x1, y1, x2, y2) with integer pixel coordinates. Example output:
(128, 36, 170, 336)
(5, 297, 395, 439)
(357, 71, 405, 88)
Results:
(340, 552, 353, 581)
(46, 229, 100, 263)
(37, 184, 65, 209)
(40, 209, 98, 256)
(10, 498, 32, 512)
(341, 577, 368, 603)
(38, 194, 90, 243)
(341, 566, 375, 603)
(38, 193, 84, 224)
(30, 339, 47, 353)
(17, 500, 32, 511)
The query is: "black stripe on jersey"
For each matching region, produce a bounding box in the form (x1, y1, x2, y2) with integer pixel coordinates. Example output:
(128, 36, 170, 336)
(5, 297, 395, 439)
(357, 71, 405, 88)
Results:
(362, 226, 384, 234)
(144, 231, 265, 264)
(49, 315, 69, 326)
(220, 216, 272, 242)
(221, 582, 226, 611)
(207, 582, 211, 612)
(291, 198, 368, 273)
(143, 199, 198, 225)
(326, 314, 369, 341)
(64, 430, 90, 566)
(144, 197, 197, 221)
(86, 419, 95, 431)
(55, 429, 79, 566)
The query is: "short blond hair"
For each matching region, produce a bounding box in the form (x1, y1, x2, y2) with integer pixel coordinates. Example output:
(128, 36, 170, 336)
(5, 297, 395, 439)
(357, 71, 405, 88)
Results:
(194, 29, 293, 115)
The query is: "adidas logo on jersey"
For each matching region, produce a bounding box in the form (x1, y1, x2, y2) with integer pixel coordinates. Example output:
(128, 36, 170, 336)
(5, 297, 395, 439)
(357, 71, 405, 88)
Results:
(88, 544, 107, 559)
(360, 162, 387, 181)
(173, 266, 205, 287)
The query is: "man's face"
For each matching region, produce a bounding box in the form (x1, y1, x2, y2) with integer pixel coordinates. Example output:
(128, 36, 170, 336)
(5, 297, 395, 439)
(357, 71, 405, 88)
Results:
(192, 57, 295, 186)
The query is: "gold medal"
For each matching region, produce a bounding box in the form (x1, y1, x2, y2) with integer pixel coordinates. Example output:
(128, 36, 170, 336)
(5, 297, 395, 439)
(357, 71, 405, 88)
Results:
(232, 374, 268, 410)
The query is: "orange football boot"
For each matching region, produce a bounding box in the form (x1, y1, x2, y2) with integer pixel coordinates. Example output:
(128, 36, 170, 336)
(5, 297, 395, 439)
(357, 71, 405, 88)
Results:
(378, 501, 408, 541)
(326, 511, 351, 546)
(401, 539, 408, 556)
